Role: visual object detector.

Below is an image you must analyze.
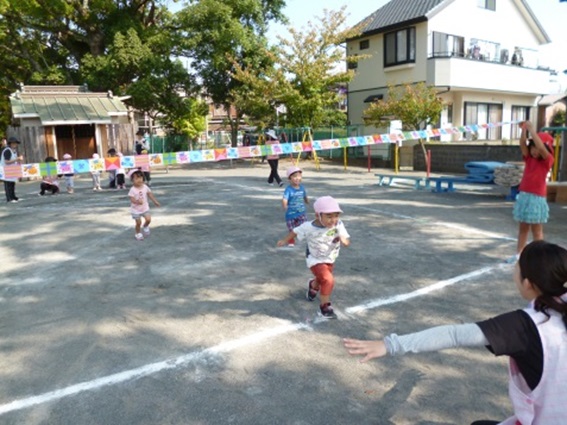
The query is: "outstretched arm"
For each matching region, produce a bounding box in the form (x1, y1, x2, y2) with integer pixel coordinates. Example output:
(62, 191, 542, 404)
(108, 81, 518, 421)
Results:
(277, 231, 297, 247)
(344, 323, 487, 363)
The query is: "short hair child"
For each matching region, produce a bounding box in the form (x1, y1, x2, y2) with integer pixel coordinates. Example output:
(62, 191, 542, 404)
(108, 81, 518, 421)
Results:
(277, 196, 350, 319)
(281, 166, 309, 247)
(128, 169, 160, 241)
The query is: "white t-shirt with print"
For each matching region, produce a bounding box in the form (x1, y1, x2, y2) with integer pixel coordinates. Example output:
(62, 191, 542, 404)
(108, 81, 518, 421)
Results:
(293, 220, 350, 268)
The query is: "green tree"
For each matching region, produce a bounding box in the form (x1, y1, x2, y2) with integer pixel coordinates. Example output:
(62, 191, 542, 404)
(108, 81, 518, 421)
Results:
(175, 0, 286, 146)
(0, 0, 201, 136)
(273, 8, 361, 130)
(171, 98, 208, 142)
(230, 7, 362, 135)
(364, 82, 444, 171)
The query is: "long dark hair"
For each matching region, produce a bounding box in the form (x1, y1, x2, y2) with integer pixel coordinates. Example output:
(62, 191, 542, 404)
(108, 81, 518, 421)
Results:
(519, 240, 567, 328)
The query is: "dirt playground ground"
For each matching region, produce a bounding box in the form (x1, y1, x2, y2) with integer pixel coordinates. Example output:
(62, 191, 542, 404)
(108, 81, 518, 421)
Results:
(1, 158, 566, 425)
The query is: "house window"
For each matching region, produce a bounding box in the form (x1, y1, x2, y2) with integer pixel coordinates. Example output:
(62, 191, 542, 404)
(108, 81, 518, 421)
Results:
(359, 39, 369, 50)
(478, 0, 496, 10)
(384, 27, 416, 67)
(431, 32, 464, 57)
(511, 106, 530, 139)
(464, 102, 502, 140)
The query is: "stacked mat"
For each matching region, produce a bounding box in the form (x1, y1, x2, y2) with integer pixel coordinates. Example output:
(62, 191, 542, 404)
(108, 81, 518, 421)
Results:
(493, 162, 524, 188)
(463, 161, 507, 183)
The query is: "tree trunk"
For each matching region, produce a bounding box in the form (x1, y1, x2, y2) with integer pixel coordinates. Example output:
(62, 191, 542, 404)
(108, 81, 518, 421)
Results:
(418, 139, 430, 174)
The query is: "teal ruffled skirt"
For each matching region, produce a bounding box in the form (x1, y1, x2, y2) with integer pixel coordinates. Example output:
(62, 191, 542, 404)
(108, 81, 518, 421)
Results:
(513, 191, 549, 224)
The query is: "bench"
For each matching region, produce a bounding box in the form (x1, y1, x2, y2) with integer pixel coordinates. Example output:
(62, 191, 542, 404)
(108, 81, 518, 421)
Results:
(428, 176, 496, 193)
(375, 174, 430, 190)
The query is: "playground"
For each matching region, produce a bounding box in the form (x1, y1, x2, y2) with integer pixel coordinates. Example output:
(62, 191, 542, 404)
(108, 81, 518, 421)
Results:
(1, 158, 566, 424)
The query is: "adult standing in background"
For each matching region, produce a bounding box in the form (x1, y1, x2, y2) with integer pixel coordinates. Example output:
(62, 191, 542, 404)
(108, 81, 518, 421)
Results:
(265, 129, 283, 187)
(1, 136, 24, 203)
(135, 130, 148, 155)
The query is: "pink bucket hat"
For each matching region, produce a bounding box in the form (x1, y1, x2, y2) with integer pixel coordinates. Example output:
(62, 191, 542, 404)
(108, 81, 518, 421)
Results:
(286, 166, 302, 179)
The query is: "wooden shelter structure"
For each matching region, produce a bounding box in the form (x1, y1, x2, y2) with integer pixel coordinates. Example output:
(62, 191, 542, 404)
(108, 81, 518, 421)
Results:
(8, 85, 134, 163)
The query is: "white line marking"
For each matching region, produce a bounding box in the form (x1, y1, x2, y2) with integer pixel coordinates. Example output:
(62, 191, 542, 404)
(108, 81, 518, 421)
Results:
(351, 205, 515, 241)
(0, 263, 508, 416)
(345, 265, 501, 314)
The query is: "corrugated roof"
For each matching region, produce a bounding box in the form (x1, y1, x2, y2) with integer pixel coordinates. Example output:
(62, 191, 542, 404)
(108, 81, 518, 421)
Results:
(355, 0, 448, 35)
(10, 88, 129, 125)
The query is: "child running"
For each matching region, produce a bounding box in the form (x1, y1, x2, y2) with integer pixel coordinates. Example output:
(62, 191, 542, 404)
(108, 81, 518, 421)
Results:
(281, 166, 309, 247)
(277, 196, 350, 319)
(513, 121, 554, 256)
(344, 239, 567, 425)
(128, 170, 160, 241)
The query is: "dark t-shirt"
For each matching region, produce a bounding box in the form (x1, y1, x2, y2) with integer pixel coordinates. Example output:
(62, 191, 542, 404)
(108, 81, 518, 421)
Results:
(476, 310, 542, 390)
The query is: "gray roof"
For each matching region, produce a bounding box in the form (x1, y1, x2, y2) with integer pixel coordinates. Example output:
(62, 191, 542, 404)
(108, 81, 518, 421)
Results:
(355, 0, 447, 36)
(353, 0, 550, 43)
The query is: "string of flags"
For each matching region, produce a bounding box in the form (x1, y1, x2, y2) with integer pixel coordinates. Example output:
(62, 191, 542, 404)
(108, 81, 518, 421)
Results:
(0, 121, 519, 179)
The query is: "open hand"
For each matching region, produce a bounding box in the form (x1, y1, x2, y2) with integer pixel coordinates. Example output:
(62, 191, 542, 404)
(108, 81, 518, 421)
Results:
(343, 338, 388, 363)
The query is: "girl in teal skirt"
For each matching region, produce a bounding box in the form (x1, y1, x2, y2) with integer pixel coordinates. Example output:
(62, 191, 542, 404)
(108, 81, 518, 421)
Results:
(513, 121, 554, 255)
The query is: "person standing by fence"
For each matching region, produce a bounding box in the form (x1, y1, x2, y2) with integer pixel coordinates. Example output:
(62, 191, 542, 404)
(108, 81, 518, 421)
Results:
(1, 136, 24, 203)
(265, 130, 282, 187)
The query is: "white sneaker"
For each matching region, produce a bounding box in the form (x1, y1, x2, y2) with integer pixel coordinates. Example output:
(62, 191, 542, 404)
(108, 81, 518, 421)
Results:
(142, 226, 150, 236)
(135, 233, 144, 241)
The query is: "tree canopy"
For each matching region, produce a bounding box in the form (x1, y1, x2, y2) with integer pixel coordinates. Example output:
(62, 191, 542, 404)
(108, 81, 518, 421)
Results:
(364, 82, 444, 173)
(230, 7, 363, 134)
(0, 0, 359, 144)
(363, 82, 443, 131)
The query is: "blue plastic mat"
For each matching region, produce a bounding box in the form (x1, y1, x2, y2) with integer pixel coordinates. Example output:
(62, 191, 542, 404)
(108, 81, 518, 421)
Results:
(464, 161, 507, 173)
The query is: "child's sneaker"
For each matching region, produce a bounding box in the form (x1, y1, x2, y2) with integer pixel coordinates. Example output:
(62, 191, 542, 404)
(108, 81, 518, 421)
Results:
(135, 233, 144, 241)
(142, 226, 150, 236)
(306, 278, 318, 302)
(319, 303, 337, 319)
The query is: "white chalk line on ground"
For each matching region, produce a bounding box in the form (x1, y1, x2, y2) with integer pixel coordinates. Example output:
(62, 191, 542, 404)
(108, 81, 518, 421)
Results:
(0, 174, 513, 414)
(0, 262, 507, 416)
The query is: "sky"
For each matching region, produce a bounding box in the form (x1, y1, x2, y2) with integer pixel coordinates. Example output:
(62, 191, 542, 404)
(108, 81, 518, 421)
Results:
(267, 0, 567, 74)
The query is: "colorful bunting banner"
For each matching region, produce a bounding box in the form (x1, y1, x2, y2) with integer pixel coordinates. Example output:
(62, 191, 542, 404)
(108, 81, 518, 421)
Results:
(0, 121, 521, 179)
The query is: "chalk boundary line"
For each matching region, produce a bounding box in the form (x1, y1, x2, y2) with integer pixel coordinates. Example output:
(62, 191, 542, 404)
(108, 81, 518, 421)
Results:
(0, 175, 514, 415)
(0, 262, 508, 416)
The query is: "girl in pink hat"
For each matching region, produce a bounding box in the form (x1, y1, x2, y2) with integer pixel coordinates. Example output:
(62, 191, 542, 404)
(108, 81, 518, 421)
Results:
(277, 196, 350, 319)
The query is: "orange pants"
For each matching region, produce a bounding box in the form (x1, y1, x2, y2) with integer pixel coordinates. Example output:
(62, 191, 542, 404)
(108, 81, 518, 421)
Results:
(309, 263, 335, 296)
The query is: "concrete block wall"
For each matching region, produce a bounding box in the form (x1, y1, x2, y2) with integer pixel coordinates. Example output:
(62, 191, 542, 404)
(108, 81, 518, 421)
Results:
(413, 144, 523, 173)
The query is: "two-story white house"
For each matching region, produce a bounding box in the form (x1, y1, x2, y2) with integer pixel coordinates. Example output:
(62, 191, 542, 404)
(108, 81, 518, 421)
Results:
(346, 0, 552, 142)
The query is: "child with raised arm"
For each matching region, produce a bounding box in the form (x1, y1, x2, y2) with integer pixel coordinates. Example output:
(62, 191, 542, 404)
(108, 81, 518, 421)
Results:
(128, 170, 160, 241)
(277, 196, 350, 319)
(281, 166, 309, 247)
(344, 240, 567, 425)
(513, 121, 554, 256)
